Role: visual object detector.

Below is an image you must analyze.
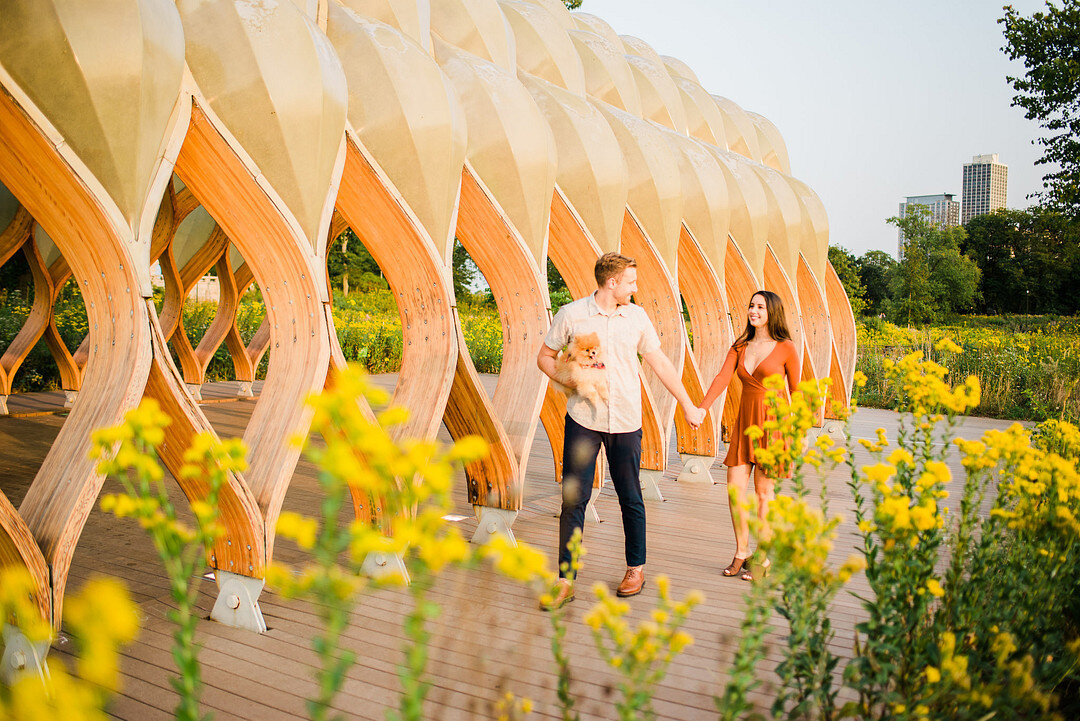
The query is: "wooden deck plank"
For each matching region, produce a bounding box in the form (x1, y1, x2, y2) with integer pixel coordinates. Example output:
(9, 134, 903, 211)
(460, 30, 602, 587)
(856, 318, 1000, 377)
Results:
(0, 377, 1024, 720)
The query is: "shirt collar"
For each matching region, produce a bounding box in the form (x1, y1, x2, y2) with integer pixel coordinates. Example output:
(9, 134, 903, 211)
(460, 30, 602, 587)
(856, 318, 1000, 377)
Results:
(587, 291, 630, 318)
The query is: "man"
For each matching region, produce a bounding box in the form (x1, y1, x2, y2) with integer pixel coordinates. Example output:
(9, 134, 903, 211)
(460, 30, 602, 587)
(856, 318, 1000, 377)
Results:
(537, 252, 707, 610)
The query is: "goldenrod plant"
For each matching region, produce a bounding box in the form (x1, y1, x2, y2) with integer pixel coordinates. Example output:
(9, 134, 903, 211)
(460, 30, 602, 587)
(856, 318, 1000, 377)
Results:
(841, 340, 1080, 719)
(92, 399, 244, 721)
(0, 567, 138, 721)
(266, 364, 487, 721)
(529, 528, 582, 721)
(493, 691, 533, 721)
(713, 502, 772, 721)
(583, 576, 702, 721)
(733, 375, 860, 720)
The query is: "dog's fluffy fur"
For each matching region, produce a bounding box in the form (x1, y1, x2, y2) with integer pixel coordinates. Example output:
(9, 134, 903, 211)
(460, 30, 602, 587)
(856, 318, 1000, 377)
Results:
(553, 332, 608, 409)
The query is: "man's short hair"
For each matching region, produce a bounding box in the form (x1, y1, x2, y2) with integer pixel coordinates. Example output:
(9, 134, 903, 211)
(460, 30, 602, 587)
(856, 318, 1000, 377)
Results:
(594, 252, 637, 287)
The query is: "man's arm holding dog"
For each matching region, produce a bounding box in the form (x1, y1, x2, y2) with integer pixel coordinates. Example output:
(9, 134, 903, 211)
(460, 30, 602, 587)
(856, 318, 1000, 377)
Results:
(641, 349, 706, 429)
(537, 344, 562, 384)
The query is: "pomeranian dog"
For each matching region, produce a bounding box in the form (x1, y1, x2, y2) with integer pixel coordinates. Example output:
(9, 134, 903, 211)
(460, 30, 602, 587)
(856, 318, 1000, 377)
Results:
(553, 332, 608, 409)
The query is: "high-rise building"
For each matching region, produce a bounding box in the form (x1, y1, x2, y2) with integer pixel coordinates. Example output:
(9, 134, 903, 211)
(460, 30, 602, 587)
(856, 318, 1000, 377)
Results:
(897, 193, 960, 257)
(961, 153, 1008, 224)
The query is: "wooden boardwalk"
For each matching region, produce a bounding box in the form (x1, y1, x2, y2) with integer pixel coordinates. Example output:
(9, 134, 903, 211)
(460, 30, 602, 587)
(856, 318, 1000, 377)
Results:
(0, 376, 1024, 720)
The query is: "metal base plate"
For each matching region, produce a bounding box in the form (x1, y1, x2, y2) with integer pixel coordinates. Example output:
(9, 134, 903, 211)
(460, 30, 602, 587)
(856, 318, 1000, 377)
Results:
(639, 469, 664, 502)
(471, 506, 518, 545)
(210, 570, 267, 633)
(677, 453, 716, 484)
(1, 624, 50, 685)
(360, 552, 410, 584)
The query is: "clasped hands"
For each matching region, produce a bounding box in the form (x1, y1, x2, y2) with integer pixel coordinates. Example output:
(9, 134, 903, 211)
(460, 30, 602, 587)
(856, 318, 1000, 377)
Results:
(682, 403, 707, 430)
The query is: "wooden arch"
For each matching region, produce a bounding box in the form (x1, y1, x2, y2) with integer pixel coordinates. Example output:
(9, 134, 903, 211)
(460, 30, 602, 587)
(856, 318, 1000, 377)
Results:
(663, 131, 734, 474)
(433, 35, 556, 538)
(593, 101, 687, 497)
(172, 0, 361, 627)
(0, 0, 264, 634)
(749, 163, 813, 379)
(325, 7, 512, 538)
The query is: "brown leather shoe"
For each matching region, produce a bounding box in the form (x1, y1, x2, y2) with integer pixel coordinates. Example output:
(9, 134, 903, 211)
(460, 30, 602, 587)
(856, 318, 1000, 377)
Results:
(540, 579, 574, 611)
(616, 565, 645, 597)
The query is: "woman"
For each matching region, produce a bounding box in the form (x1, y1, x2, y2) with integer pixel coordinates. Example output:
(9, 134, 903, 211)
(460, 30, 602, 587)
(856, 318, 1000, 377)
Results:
(698, 290, 799, 580)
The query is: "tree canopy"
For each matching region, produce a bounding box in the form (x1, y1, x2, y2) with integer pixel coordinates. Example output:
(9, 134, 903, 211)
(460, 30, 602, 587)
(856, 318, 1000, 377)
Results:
(964, 206, 1080, 314)
(1001, 1, 1080, 216)
(887, 207, 981, 324)
(855, 250, 896, 317)
(827, 246, 866, 318)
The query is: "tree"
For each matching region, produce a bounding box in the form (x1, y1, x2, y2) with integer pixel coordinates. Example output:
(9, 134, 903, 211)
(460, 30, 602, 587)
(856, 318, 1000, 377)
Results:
(963, 209, 1028, 313)
(1001, 1, 1080, 216)
(855, 250, 896, 317)
(887, 207, 981, 324)
(964, 206, 1080, 314)
(451, 239, 478, 301)
(327, 228, 385, 296)
(563, 0, 583, 8)
(827, 245, 866, 317)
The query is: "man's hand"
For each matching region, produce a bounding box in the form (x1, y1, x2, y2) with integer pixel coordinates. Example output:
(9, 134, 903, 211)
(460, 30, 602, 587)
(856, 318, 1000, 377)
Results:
(682, 403, 706, 430)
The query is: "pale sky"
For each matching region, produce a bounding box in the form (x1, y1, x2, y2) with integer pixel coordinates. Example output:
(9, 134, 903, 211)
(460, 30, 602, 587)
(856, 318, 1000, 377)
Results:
(578, 0, 1053, 257)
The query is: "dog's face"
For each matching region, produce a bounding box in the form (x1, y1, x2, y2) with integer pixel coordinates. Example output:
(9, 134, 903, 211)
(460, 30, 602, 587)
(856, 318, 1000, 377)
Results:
(567, 332, 602, 365)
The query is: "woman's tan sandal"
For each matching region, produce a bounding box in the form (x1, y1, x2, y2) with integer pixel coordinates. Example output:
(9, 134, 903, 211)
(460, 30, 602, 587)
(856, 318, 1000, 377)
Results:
(722, 555, 750, 577)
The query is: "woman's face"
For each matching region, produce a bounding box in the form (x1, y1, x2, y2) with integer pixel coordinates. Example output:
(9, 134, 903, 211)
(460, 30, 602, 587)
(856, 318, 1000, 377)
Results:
(748, 294, 769, 329)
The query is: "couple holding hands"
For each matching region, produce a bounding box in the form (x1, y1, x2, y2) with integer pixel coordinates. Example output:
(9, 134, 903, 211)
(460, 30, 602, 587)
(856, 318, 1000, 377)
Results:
(536, 253, 798, 610)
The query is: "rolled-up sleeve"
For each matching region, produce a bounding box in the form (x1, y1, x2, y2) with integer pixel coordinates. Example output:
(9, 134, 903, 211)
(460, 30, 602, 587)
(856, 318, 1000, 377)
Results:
(635, 308, 662, 356)
(544, 306, 572, 351)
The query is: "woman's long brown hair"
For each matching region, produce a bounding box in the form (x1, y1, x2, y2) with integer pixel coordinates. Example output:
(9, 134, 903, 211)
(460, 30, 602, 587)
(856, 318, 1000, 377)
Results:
(733, 290, 791, 348)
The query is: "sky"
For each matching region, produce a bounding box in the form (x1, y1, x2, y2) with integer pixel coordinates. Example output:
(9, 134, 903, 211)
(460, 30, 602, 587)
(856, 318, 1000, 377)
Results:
(577, 0, 1054, 257)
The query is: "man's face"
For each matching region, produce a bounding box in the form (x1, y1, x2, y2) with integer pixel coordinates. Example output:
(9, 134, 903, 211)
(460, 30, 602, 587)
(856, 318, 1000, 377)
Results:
(609, 267, 638, 305)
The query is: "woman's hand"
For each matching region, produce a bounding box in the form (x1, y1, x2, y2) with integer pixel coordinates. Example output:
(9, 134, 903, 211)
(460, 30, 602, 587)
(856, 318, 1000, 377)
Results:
(682, 404, 707, 430)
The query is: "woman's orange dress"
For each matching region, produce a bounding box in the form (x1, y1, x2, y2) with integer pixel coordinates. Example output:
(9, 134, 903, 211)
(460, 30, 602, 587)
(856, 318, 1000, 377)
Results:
(700, 339, 800, 469)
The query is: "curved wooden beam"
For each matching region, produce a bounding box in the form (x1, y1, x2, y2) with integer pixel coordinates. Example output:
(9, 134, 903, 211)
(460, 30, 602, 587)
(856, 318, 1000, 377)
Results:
(455, 165, 547, 510)
(335, 136, 460, 513)
(0, 489, 49, 622)
(543, 187, 666, 490)
(0, 204, 33, 267)
(143, 298, 265, 576)
(797, 255, 832, 386)
(326, 8, 515, 526)
(32, 228, 82, 396)
(618, 207, 683, 476)
(188, 245, 242, 387)
(228, 260, 264, 396)
(0, 77, 165, 627)
(677, 224, 730, 448)
(521, 74, 630, 491)
(595, 101, 690, 486)
(825, 260, 857, 416)
(175, 101, 334, 562)
(0, 234, 54, 406)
